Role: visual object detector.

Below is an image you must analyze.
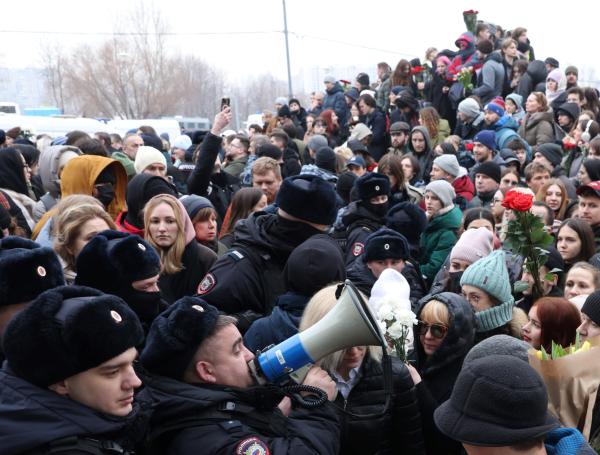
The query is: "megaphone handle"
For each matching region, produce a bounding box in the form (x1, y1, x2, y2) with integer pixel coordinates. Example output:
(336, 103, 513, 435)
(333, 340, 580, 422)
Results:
(287, 364, 312, 384)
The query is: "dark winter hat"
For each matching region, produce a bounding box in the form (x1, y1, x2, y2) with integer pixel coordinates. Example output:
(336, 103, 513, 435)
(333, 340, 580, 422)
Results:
(140, 296, 220, 379)
(386, 202, 428, 246)
(473, 130, 497, 151)
(364, 227, 410, 262)
(544, 57, 560, 69)
(347, 155, 366, 169)
(583, 159, 600, 182)
(0, 237, 65, 307)
(284, 234, 345, 297)
(484, 101, 505, 118)
(434, 355, 559, 446)
(500, 149, 520, 170)
(474, 161, 501, 183)
(395, 91, 418, 110)
(345, 87, 360, 101)
(582, 290, 600, 326)
(476, 40, 494, 55)
(355, 172, 390, 201)
(536, 143, 563, 167)
(307, 134, 328, 152)
(141, 133, 164, 152)
(390, 86, 404, 96)
(565, 65, 578, 76)
(464, 334, 531, 365)
(180, 195, 214, 220)
(75, 230, 161, 294)
(390, 121, 411, 134)
(315, 146, 337, 173)
(276, 174, 338, 226)
(256, 143, 283, 160)
(541, 245, 564, 274)
(356, 72, 370, 86)
(3, 285, 144, 387)
(336, 171, 357, 205)
(347, 139, 369, 154)
(556, 102, 580, 122)
(577, 180, 600, 198)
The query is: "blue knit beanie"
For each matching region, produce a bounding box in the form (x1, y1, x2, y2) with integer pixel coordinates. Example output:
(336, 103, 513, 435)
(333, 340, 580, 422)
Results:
(460, 250, 514, 332)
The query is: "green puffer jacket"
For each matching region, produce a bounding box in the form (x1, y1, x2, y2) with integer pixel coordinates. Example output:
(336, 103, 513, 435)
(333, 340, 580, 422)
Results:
(420, 205, 462, 284)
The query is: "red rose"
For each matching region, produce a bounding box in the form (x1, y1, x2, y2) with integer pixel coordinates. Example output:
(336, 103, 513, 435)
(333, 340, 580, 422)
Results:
(465, 142, 474, 151)
(502, 190, 534, 212)
(410, 66, 425, 75)
(463, 9, 479, 14)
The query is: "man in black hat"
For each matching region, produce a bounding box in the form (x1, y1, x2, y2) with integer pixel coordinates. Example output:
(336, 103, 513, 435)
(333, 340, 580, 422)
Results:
(0, 236, 65, 361)
(75, 230, 165, 331)
(388, 121, 411, 155)
(469, 161, 501, 209)
(578, 290, 600, 341)
(197, 174, 338, 331)
(434, 355, 595, 454)
(347, 227, 425, 307)
(516, 245, 564, 313)
(333, 172, 391, 267)
(0, 286, 147, 454)
(140, 297, 340, 455)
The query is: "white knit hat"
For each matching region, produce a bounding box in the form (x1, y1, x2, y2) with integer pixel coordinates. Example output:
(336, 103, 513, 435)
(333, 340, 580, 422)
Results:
(134, 146, 167, 174)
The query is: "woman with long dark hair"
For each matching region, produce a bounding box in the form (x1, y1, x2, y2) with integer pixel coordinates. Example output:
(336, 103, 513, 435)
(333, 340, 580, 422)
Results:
(219, 188, 268, 248)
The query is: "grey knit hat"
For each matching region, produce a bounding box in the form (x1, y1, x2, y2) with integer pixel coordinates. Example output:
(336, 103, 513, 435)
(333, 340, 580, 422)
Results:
(458, 98, 481, 119)
(425, 180, 455, 208)
(434, 154, 460, 177)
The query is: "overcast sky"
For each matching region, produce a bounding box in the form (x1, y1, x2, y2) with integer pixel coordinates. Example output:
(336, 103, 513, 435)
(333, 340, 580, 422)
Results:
(1, 0, 598, 88)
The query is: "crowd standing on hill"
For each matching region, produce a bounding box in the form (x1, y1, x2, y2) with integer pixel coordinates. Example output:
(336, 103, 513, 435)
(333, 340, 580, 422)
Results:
(1, 11, 600, 455)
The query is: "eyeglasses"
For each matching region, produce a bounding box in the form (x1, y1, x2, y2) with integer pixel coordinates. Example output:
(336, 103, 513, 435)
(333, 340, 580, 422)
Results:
(416, 321, 449, 339)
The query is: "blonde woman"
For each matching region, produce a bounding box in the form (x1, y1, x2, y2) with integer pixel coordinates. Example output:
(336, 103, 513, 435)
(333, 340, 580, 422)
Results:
(144, 194, 217, 303)
(300, 284, 424, 454)
(53, 195, 116, 284)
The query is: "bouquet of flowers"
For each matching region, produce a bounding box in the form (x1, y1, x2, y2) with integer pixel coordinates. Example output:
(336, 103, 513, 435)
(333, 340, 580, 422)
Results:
(502, 189, 555, 301)
(529, 334, 600, 440)
(455, 67, 474, 92)
(463, 9, 479, 34)
(377, 296, 417, 362)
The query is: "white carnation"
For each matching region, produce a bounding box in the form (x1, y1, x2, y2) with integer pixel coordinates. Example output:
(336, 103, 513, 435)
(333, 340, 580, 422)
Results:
(387, 320, 408, 339)
(393, 308, 418, 327)
(378, 302, 395, 321)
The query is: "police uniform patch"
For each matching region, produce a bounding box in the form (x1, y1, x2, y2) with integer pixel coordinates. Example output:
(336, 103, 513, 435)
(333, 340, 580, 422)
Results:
(197, 273, 216, 295)
(352, 242, 364, 257)
(235, 437, 270, 455)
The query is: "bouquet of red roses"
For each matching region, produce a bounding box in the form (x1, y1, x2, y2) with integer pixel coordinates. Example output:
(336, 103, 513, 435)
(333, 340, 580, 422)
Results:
(463, 9, 479, 34)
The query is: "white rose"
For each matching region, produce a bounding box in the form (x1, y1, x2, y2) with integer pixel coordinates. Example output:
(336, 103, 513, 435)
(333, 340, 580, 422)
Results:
(378, 302, 395, 322)
(387, 321, 408, 339)
(393, 308, 418, 327)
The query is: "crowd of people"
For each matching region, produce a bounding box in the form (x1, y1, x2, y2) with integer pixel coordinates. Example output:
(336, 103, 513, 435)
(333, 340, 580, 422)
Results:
(1, 12, 600, 455)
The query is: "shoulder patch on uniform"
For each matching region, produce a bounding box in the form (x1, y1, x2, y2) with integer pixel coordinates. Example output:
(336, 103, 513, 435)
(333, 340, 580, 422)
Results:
(228, 250, 245, 262)
(352, 242, 364, 257)
(197, 273, 216, 295)
(235, 436, 270, 455)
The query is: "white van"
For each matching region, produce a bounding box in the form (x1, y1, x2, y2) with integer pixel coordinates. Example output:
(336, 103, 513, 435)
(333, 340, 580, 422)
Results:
(0, 114, 115, 137)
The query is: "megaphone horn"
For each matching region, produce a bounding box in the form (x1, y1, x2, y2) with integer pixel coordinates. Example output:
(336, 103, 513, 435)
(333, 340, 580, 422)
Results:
(251, 280, 384, 385)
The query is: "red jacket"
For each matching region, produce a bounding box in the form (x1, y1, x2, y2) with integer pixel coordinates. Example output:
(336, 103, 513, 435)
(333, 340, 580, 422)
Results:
(453, 175, 475, 201)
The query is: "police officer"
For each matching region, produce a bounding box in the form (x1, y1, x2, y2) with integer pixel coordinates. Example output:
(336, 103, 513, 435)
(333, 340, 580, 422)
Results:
(0, 285, 147, 454)
(75, 229, 166, 332)
(197, 174, 338, 331)
(0, 236, 65, 361)
(140, 297, 340, 454)
(347, 227, 426, 307)
(334, 172, 391, 267)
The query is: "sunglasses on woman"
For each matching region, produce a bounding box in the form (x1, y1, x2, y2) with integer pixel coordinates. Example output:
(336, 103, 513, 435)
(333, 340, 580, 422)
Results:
(416, 321, 449, 339)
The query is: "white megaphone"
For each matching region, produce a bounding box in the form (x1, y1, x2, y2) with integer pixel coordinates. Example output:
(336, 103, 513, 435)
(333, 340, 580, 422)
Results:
(249, 280, 385, 385)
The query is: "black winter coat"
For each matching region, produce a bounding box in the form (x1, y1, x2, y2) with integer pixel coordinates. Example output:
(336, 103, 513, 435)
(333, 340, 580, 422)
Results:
(346, 256, 426, 311)
(198, 212, 324, 331)
(187, 132, 241, 222)
(141, 374, 341, 455)
(243, 292, 308, 353)
(515, 60, 547, 101)
(0, 368, 148, 455)
(158, 240, 217, 304)
(338, 201, 385, 268)
(362, 109, 389, 161)
(414, 292, 476, 455)
(332, 355, 425, 454)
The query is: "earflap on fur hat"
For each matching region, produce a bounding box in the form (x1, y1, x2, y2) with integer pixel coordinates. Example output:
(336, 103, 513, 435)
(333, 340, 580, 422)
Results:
(0, 236, 65, 307)
(140, 296, 220, 380)
(276, 174, 338, 226)
(3, 285, 144, 387)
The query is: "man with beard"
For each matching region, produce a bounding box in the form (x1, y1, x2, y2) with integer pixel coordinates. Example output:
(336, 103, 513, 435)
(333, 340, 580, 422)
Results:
(139, 297, 340, 455)
(387, 121, 411, 155)
(197, 174, 338, 331)
(75, 229, 166, 333)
